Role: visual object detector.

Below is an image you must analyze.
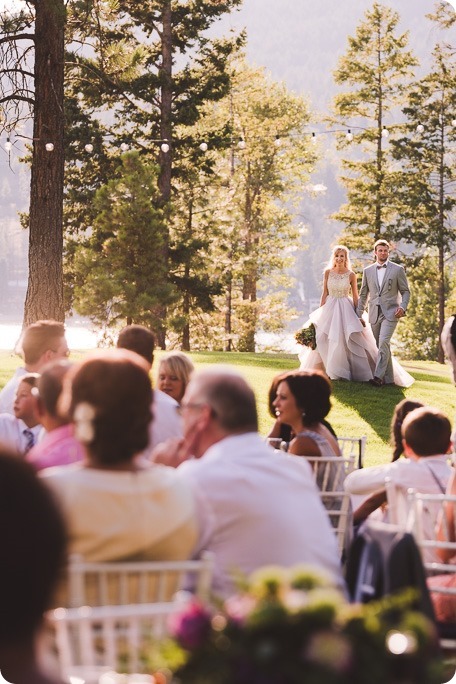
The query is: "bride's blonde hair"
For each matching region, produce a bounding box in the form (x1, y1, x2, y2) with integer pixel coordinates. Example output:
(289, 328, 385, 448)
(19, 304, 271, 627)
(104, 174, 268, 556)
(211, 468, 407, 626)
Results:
(327, 244, 351, 271)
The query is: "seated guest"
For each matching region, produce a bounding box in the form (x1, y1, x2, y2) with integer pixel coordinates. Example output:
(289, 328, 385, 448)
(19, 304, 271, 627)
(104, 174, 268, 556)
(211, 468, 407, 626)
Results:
(0, 320, 69, 415)
(41, 349, 197, 563)
(273, 371, 340, 458)
(116, 324, 183, 452)
(350, 398, 424, 523)
(345, 407, 453, 541)
(158, 351, 194, 404)
(158, 366, 344, 599)
(266, 372, 293, 445)
(441, 314, 456, 445)
(26, 360, 85, 471)
(0, 374, 42, 455)
(0, 448, 66, 684)
(390, 398, 424, 461)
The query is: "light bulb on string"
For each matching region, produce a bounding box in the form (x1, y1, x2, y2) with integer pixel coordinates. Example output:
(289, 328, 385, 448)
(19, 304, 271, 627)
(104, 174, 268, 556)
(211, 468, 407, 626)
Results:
(161, 142, 170, 153)
(120, 142, 129, 152)
(84, 143, 93, 153)
(452, 119, 456, 128)
(4, 137, 12, 152)
(45, 142, 54, 152)
(199, 142, 208, 152)
(237, 138, 246, 150)
(346, 130, 353, 142)
(311, 132, 317, 143)
(381, 127, 389, 138)
(274, 135, 282, 147)
(416, 123, 424, 134)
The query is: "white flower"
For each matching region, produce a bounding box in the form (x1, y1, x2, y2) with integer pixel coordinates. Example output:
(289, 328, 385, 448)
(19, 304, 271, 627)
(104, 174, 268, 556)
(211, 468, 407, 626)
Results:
(74, 402, 96, 444)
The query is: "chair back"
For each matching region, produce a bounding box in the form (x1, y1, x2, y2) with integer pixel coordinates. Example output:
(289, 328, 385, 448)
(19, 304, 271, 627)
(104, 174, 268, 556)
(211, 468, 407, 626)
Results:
(46, 601, 181, 679)
(406, 489, 456, 648)
(67, 551, 214, 608)
(337, 435, 366, 469)
(299, 454, 356, 557)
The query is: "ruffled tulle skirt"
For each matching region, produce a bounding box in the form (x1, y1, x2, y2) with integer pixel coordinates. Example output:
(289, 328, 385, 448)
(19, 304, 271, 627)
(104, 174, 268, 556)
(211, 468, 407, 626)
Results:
(298, 296, 414, 387)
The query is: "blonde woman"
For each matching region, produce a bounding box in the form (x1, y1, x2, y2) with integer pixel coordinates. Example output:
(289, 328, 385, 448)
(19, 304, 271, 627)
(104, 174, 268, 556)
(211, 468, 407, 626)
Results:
(158, 351, 194, 404)
(299, 245, 413, 386)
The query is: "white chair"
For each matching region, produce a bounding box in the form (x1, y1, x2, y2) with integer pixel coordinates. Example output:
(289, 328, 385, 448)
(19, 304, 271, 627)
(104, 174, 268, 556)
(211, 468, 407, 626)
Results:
(337, 435, 366, 469)
(66, 551, 214, 608)
(300, 454, 356, 556)
(46, 601, 182, 679)
(406, 489, 456, 650)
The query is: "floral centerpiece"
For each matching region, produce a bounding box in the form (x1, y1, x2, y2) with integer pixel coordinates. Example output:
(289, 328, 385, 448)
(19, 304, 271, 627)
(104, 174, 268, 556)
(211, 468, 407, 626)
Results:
(157, 566, 442, 684)
(295, 322, 317, 350)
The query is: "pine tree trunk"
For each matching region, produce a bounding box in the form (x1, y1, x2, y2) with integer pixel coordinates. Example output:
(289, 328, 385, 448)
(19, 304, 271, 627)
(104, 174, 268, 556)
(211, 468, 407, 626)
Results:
(154, 0, 173, 349)
(24, 0, 65, 325)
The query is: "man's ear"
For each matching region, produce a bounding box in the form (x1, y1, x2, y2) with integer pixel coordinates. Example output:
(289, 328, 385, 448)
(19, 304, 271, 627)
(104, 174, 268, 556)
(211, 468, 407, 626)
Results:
(402, 438, 413, 458)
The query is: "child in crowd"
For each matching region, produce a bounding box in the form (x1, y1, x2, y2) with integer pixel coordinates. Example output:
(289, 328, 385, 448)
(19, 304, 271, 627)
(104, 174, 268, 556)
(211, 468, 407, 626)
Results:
(0, 374, 42, 455)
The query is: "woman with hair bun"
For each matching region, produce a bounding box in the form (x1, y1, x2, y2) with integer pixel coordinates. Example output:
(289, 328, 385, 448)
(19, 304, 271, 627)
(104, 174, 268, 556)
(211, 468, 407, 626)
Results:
(41, 348, 197, 564)
(298, 245, 413, 386)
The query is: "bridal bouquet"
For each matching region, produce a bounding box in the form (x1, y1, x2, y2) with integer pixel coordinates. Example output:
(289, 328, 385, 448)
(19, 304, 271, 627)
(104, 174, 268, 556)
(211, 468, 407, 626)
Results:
(295, 322, 316, 349)
(158, 566, 442, 684)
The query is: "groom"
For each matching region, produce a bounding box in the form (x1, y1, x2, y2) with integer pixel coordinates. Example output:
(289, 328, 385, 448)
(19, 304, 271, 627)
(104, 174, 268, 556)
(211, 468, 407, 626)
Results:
(357, 239, 410, 387)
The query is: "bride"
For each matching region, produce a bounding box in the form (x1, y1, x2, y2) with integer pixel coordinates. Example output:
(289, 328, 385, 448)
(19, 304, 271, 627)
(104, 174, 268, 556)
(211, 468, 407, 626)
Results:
(298, 245, 413, 387)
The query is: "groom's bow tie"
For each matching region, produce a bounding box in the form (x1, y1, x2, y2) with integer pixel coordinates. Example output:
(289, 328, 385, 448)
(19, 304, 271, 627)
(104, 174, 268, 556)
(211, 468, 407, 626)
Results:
(376, 264, 387, 269)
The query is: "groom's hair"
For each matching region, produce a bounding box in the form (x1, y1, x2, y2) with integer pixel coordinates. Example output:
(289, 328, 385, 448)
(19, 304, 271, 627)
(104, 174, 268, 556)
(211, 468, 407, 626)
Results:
(402, 407, 451, 457)
(374, 239, 390, 251)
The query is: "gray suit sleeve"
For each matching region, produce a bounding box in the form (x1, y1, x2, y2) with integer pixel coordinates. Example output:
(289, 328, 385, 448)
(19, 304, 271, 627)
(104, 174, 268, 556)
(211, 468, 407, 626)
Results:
(357, 268, 369, 317)
(397, 266, 410, 311)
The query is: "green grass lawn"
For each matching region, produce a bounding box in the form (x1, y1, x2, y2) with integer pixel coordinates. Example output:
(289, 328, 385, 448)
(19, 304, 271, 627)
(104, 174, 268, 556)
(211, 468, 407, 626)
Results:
(1, 349, 454, 468)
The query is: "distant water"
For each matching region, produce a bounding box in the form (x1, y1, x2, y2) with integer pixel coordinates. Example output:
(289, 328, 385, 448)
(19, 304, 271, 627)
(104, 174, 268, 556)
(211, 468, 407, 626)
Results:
(0, 322, 300, 354)
(0, 323, 98, 351)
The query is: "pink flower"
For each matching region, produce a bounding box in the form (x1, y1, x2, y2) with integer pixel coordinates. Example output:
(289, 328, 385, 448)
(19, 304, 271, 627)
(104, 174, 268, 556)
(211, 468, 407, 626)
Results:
(168, 601, 212, 650)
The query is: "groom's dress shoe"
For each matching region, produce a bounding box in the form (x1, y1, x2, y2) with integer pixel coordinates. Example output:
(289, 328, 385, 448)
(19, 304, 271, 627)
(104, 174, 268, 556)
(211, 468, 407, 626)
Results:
(368, 377, 384, 387)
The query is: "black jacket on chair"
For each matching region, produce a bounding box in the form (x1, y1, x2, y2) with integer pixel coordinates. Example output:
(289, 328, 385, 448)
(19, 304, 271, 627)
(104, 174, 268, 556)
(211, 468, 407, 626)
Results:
(345, 519, 435, 622)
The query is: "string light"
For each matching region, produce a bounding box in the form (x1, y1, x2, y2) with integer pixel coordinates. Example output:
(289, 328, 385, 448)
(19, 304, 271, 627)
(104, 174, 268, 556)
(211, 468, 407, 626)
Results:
(452, 119, 456, 127)
(416, 123, 424, 133)
(84, 143, 93, 153)
(274, 135, 282, 147)
(237, 138, 246, 150)
(381, 126, 389, 138)
(161, 142, 170, 153)
(199, 142, 208, 152)
(346, 130, 353, 142)
(120, 142, 129, 152)
(4, 137, 12, 152)
(45, 142, 54, 152)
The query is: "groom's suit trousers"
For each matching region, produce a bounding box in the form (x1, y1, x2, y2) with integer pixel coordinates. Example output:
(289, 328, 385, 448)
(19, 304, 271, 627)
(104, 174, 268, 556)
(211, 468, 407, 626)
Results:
(370, 307, 397, 383)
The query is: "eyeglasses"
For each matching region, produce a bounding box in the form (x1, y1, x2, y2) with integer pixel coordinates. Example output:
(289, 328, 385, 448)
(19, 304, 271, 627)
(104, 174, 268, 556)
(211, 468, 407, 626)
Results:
(175, 402, 206, 415)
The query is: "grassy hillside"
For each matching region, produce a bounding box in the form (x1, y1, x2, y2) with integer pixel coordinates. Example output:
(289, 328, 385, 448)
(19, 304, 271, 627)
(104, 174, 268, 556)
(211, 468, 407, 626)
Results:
(2, 350, 454, 468)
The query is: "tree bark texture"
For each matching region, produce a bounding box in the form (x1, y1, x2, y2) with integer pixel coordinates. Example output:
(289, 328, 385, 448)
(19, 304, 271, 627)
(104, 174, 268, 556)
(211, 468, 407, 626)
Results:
(24, 0, 65, 325)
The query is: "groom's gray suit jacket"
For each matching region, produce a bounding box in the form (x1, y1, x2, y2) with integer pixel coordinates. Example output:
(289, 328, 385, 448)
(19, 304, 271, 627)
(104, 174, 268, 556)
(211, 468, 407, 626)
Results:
(357, 261, 410, 324)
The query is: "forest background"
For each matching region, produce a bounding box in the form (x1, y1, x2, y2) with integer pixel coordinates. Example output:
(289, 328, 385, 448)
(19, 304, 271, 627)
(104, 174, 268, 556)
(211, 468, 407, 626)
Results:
(0, 0, 455, 357)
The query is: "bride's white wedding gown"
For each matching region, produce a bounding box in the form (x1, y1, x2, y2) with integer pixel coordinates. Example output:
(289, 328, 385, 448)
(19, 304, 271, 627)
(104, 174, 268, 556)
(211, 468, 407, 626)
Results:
(298, 271, 414, 387)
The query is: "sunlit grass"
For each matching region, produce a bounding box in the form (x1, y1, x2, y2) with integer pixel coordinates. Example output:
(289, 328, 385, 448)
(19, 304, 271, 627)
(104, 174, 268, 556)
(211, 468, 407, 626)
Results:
(1, 351, 454, 469)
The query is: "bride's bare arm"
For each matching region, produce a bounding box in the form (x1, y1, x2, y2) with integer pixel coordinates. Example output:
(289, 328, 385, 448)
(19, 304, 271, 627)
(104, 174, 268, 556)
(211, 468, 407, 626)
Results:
(349, 271, 359, 309)
(320, 270, 330, 306)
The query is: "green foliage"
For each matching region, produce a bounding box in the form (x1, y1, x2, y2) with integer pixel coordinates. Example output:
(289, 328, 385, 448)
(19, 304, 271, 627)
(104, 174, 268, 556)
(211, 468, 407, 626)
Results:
(329, 2, 418, 250)
(395, 255, 451, 360)
(71, 152, 173, 330)
(163, 567, 442, 684)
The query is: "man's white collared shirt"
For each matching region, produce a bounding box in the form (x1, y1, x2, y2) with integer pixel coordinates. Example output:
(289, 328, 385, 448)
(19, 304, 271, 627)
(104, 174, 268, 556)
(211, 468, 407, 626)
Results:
(179, 432, 343, 598)
(376, 260, 388, 288)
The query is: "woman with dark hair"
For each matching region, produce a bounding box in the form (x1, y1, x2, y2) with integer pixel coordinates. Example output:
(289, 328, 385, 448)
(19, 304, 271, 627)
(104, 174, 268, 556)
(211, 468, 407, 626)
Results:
(0, 449, 66, 683)
(273, 371, 340, 458)
(390, 398, 424, 462)
(41, 348, 197, 563)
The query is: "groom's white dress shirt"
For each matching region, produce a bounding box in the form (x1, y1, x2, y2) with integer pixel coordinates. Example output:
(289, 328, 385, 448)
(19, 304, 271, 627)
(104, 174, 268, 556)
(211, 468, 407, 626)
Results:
(179, 432, 343, 598)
